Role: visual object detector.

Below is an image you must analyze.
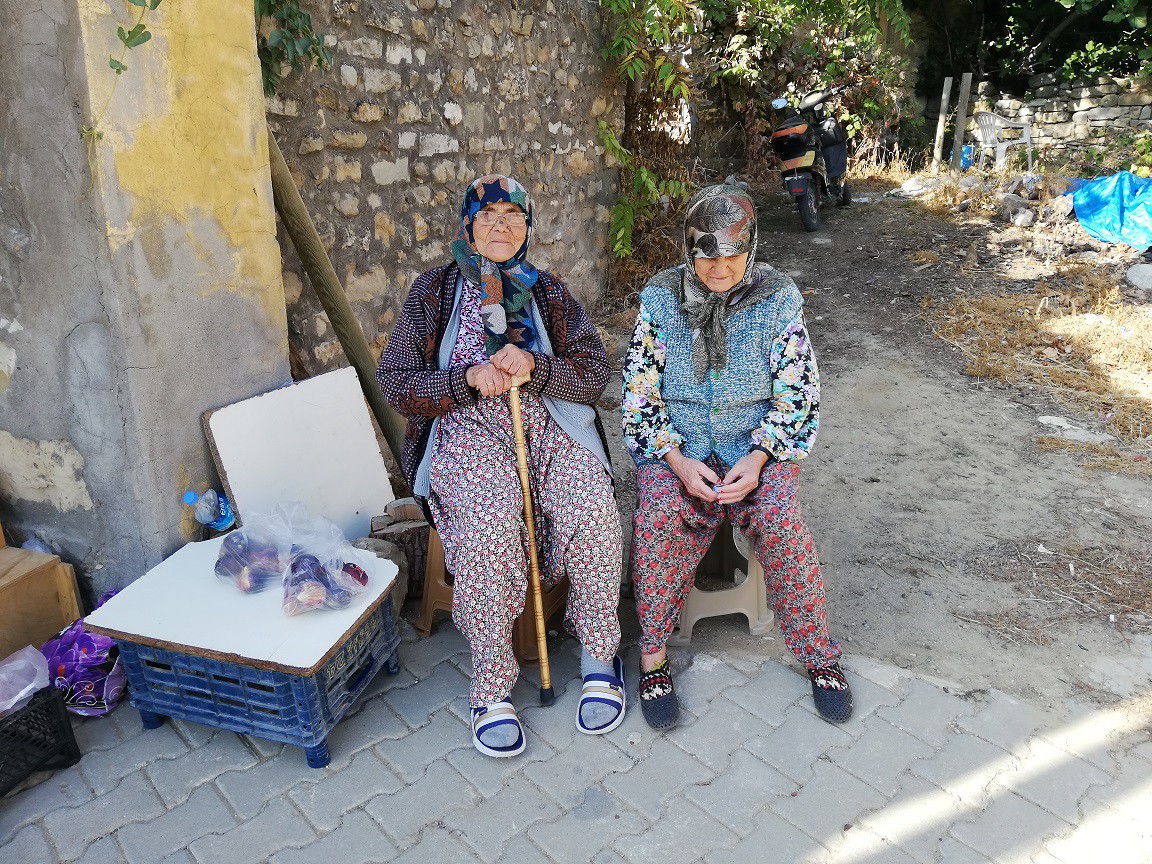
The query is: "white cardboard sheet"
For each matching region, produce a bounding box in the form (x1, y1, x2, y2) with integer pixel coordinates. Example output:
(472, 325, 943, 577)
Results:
(85, 536, 397, 672)
(206, 368, 394, 541)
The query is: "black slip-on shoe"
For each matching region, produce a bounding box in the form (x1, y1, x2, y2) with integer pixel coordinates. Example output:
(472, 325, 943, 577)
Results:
(638, 660, 680, 730)
(809, 663, 854, 724)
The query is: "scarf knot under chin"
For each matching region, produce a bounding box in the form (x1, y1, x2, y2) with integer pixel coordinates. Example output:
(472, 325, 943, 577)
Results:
(678, 272, 774, 381)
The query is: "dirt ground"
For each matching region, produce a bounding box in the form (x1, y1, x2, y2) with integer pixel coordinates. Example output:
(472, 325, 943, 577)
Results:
(591, 180, 1152, 718)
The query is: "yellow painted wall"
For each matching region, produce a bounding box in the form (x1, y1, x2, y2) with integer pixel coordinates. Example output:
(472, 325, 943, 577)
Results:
(78, 0, 285, 326)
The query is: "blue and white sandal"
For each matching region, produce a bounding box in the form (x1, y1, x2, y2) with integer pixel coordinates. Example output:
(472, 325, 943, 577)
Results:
(471, 701, 526, 758)
(576, 655, 626, 735)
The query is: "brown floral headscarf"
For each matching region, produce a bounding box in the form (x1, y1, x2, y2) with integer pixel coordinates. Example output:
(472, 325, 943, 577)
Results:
(678, 185, 775, 380)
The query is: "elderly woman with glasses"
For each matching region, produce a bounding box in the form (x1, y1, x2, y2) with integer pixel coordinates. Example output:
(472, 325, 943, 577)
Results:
(377, 175, 625, 758)
(623, 184, 852, 730)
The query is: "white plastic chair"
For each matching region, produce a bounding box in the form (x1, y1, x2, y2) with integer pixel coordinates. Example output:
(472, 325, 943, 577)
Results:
(971, 111, 1033, 172)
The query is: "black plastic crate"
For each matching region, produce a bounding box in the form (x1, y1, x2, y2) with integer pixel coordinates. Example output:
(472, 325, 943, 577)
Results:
(0, 686, 82, 797)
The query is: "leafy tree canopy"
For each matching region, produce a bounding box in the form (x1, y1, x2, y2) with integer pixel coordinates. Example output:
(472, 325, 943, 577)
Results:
(905, 0, 1150, 92)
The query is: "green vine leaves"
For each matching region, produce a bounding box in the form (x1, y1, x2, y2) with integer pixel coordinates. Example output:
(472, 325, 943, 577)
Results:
(598, 1, 698, 258)
(80, 0, 163, 185)
(600, 0, 697, 102)
(256, 0, 332, 97)
(597, 120, 689, 257)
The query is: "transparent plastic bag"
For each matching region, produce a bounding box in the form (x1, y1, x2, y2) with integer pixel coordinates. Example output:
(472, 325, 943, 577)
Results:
(280, 505, 369, 616)
(213, 507, 294, 594)
(0, 646, 50, 718)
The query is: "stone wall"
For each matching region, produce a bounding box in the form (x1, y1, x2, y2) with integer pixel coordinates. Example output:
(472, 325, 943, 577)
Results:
(267, 0, 620, 375)
(973, 73, 1151, 154)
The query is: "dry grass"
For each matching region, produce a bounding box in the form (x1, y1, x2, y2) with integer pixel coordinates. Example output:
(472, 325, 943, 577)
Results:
(952, 610, 1052, 646)
(922, 176, 1004, 217)
(924, 264, 1152, 447)
(849, 152, 919, 184)
(970, 543, 1152, 635)
(1035, 436, 1152, 477)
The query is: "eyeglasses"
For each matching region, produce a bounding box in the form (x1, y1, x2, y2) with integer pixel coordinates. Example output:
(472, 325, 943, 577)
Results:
(473, 210, 528, 228)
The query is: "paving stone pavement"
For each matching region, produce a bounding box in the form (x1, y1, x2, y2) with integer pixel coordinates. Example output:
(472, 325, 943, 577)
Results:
(3, 622, 1151, 864)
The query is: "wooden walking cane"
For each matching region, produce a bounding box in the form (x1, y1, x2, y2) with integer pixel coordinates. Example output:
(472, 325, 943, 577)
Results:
(507, 376, 556, 706)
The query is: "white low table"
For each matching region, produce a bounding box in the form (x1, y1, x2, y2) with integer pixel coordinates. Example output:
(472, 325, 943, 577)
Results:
(86, 536, 399, 767)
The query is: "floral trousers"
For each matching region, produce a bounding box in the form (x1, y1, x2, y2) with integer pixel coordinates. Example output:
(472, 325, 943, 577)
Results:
(430, 392, 623, 707)
(631, 458, 842, 670)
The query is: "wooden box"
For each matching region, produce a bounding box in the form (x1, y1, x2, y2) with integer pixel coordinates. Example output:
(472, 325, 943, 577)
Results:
(0, 546, 82, 658)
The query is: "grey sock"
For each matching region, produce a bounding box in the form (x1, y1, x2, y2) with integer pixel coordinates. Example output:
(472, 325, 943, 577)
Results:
(474, 703, 520, 749)
(580, 648, 620, 729)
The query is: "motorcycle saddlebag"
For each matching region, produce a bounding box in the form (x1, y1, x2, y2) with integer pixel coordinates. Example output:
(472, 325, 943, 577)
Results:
(819, 119, 848, 179)
(823, 142, 847, 179)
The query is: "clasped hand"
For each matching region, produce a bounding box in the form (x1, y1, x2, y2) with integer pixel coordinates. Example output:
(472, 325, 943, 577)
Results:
(464, 345, 535, 397)
(666, 448, 768, 505)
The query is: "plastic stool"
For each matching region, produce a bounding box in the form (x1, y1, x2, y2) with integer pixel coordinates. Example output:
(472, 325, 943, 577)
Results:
(415, 528, 568, 663)
(666, 523, 773, 646)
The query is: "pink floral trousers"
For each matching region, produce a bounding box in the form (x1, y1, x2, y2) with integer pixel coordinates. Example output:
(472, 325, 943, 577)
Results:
(430, 392, 623, 706)
(631, 458, 842, 670)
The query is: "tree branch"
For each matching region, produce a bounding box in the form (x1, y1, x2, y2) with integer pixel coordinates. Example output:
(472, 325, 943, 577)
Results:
(1023, 5, 1092, 73)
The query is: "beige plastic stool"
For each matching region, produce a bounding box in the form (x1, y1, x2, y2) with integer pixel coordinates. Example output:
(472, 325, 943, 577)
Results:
(666, 523, 773, 646)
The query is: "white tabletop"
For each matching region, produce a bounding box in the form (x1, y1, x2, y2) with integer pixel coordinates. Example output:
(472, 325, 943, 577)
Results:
(85, 536, 397, 674)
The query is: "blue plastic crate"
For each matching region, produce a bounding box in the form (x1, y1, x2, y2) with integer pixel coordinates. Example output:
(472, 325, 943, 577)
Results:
(116, 597, 400, 767)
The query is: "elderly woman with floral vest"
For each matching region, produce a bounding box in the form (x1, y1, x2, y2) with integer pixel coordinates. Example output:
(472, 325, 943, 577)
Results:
(623, 184, 852, 729)
(377, 175, 626, 759)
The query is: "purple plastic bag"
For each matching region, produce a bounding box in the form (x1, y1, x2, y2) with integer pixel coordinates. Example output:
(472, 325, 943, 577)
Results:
(40, 590, 126, 717)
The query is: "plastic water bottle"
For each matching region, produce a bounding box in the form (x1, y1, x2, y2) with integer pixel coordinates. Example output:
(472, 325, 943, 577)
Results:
(182, 489, 236, 531)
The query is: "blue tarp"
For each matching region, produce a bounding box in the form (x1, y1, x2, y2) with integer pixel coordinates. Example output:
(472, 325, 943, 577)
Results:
(1071, 171, 1152, 251)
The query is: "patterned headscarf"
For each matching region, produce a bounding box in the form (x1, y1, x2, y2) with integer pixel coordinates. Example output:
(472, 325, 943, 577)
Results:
(678, 184, 775, 380)
(450, 174, 539, 354)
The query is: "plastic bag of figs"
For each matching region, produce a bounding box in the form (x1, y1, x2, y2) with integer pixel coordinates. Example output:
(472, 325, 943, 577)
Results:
(213, 507, 293, 594)
(213, 503, 368, 614)
(279, 507, 369, 616)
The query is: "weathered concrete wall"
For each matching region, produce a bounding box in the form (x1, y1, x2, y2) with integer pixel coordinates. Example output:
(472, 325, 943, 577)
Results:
(974, 74, 1152, 154)
(0, 0, 290, 598)
(266, 0, 620, 373)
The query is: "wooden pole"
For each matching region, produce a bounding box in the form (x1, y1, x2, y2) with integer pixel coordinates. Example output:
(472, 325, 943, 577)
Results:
(266, 128, 407, 467)
(949, 73, 974, 175)
(932, 76, 953, 170)
(508, 381, 555, 706)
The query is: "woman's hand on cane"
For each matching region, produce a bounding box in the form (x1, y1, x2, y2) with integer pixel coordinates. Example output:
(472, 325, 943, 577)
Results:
(664, 448, 721, 502)
(491, 344, 535, 379)
(466, 363, 513, 397)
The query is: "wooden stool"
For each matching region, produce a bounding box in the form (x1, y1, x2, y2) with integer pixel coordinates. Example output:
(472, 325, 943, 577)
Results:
(415, 528, 568, 663)
(666, 522, 773, 647)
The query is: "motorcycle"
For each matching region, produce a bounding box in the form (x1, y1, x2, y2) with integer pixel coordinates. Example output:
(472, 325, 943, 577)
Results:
(768, 85, 851, 232)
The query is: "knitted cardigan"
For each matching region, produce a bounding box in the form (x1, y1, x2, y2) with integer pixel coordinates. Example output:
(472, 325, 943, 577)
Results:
(376, 262, 612, 492)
